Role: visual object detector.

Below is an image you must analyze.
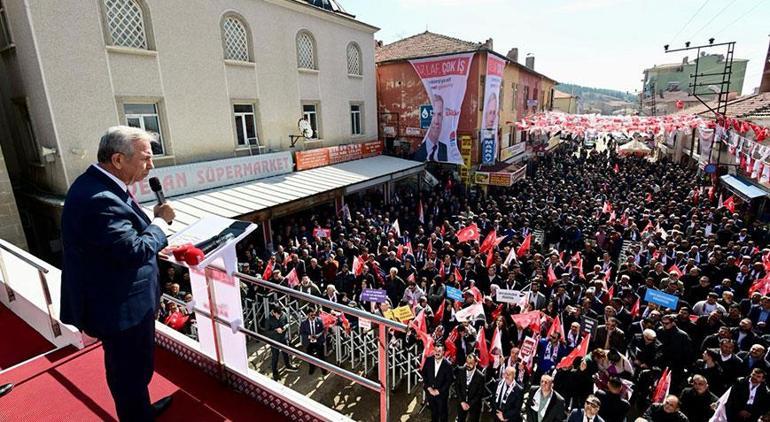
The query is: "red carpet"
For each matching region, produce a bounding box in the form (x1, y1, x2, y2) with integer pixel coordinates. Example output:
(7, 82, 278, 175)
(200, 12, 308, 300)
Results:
(0, 303, 55, 369)
(0, 342, 289, 421)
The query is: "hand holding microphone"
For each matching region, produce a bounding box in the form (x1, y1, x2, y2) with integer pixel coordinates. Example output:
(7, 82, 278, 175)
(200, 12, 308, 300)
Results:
(149, 177, 175, 225)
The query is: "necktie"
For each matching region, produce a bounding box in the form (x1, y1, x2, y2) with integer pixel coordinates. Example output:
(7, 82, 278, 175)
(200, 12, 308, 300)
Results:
(429, 144, 438, 161)
(310, 319, 315, 337)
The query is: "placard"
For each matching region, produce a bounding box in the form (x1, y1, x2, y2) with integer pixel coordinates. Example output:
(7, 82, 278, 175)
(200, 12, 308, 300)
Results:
(500, 143, 526, 161)
(583, 316, 598, 337)
(361, 288, 388, 304)
(446, 286, 463, 301)
(392, 305, 414, 322)
(496, 289, 527, 304)
(644, 288, 680, 309)
(358, 318, 371, 331)
(518, 336, 537, 365)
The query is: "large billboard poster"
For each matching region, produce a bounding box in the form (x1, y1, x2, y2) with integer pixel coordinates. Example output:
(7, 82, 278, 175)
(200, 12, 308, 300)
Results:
(409, 53, 474, 165)
(481, 55, 505, 165)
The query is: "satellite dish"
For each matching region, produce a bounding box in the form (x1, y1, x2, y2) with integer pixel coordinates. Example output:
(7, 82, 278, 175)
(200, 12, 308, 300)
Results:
(298, 118, 314, 139)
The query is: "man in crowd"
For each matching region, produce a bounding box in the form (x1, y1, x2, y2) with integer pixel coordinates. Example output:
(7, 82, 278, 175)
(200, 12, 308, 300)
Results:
(299, 308, 326, 376)
(265, 306, 298, 381)
(421, 343, 453, 422)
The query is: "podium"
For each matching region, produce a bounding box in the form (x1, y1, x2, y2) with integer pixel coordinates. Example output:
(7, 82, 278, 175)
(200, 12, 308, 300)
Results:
(164, 215, 257, 373)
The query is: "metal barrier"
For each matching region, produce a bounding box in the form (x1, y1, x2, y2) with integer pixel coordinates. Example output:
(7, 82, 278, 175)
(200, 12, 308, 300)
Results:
(0, 242, 61, 338)
(195, 266, 409, 422)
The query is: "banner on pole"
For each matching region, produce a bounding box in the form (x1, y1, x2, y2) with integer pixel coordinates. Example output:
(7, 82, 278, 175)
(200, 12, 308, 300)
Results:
(481, 55, 504, 165)
(409, 53, 475, 165)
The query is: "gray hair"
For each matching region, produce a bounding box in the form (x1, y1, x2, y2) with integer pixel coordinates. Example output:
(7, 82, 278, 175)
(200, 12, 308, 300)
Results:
(97, 125, 156, 163)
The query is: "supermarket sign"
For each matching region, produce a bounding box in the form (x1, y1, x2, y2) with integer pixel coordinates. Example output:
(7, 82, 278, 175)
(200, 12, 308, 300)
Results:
(295, 140, 383, 171)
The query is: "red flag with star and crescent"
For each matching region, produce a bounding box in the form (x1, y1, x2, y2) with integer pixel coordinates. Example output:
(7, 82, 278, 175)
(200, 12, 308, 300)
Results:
(456, 224, 480, 243)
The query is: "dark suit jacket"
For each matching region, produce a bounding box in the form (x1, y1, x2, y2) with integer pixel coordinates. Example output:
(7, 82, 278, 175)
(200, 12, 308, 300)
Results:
(491, 380, 523, 422)
(526, 387, 566, 422)
(414, 139, 448, 162)
(726, 378, 770, 421)
(421, 358, 453, 397)
(567, 409, 604, 422)
(60, 165, 167, 337)
(592, 326, 626, 352)
(455, 368, 485, 410)
(299, 317, 326, 347)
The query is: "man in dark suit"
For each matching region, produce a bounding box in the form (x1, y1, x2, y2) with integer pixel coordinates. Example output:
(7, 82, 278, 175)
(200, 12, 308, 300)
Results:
(60, 126, 175, 421)
(491, 366, 523, 422)
(526, 374, 566, 422)
(592, 318, 626, 352)
(455, 354, 485, 422)
(265, 306, 298, 381)
(413, 95, 448, 162)
(421, 343, 453, 422)
(726, 368, 770, 421)
(567, 394, 605, 422)
(299, 308, 327, 375)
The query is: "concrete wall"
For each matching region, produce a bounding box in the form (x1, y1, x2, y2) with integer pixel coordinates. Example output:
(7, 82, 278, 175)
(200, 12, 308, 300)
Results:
(0, 147, 27, 249)
(2, 0, 378, 196)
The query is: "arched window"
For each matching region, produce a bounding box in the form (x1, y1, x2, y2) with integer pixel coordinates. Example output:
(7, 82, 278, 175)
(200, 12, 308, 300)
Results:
(222, 16, 250, 62)
(103, 0, 148, 49)
(346, 42, 361, 75)
(296, 31, 317, 70)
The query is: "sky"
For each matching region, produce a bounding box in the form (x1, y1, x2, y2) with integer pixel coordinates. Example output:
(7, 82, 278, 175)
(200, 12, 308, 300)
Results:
(342, 0, 769, 95)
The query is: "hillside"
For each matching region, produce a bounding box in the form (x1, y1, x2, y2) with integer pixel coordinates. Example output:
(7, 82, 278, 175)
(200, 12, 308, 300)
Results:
(556, 83, 640, 114)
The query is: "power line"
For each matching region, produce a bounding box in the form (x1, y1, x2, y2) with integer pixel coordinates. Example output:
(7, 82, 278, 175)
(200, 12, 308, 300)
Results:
(712, 0, 767, 38)
(670, 0, 711, 44)
(688, 0, 739, 41)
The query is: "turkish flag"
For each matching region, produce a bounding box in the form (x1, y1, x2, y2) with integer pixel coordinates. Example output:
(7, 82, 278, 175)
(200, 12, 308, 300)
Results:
(668, 264, 683, 277)
(456, 224, 480, 243)
(454, 267, 463, 282)
(285, 268, 300, 287)
(476, 327, 490, 368)
(723, 196, 736, 213)
(652, 368, 671, 403)
(262, 261, 273, 280)
(555, 333, 591, 370)
(516, 234, 532, 257)
(546, 266, 557, 287)
(479, 230, 497, 254)
(630, 297, 641, 318)
(486, 251, 495, 268)
(547, 314, 565, 339)
(510, 311, 543, 330)
(433, 300, 445, 325)
(353, 255, 364, 276)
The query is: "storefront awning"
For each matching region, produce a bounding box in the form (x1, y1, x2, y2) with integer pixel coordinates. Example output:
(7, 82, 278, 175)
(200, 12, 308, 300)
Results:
(720, 175, 768, 202)
(142, 155, 424, 234)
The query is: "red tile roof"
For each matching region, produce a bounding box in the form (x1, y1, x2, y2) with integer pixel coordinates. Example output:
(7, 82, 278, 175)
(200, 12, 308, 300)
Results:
(675, 92, 770, 122)
(375, 31, 482, 63)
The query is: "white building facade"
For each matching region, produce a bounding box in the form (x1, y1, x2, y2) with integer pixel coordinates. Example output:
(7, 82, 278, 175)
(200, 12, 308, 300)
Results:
(0, 0, 378, 260)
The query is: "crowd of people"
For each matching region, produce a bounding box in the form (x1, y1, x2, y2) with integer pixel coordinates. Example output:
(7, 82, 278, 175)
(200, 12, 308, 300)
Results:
(230, 139, 770, 422)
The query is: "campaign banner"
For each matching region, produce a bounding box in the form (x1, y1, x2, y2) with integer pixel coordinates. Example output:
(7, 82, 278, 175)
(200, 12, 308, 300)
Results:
(360, 288, 388, 304)
(644, 288, 680, 309)
(446, 286, 464, 301)
(295, 140, 383, 171)
(698, 127, 714, 159)
(409, 53, 475, 165)
(481, 55, 505, 165)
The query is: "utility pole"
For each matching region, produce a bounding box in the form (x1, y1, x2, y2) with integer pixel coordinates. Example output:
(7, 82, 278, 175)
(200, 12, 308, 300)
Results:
(650, 82, 657, 116)
(664, 39, 735, 117)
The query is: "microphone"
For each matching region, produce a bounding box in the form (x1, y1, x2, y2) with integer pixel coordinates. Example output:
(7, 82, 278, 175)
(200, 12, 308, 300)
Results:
(194, 233, 235, 255)
(149, 176, 171, 225)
